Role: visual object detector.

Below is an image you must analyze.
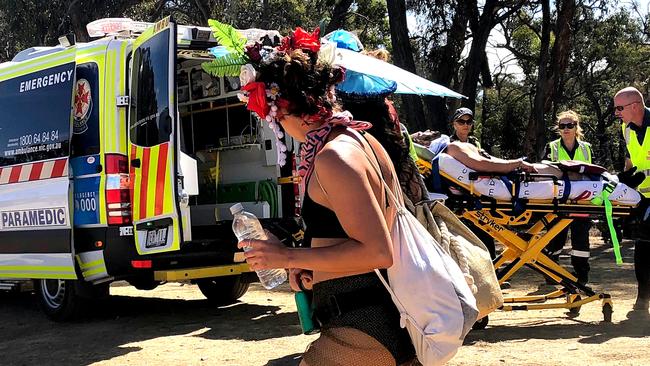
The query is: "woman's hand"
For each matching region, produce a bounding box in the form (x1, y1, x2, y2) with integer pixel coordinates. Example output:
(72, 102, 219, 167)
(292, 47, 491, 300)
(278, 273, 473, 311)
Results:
(237, 230, 291, 271)
(289, 268, 313, 291)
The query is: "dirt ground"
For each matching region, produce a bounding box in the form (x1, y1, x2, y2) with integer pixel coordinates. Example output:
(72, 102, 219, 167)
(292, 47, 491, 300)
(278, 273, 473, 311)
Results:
(1, 236, 649, 366)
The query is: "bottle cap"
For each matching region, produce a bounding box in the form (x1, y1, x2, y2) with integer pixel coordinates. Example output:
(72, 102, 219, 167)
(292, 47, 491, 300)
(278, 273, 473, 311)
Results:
(230, 203, 244, 215)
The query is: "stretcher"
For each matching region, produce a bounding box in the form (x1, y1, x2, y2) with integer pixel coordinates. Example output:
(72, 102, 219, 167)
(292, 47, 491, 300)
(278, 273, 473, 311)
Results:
(422, 153, 642, 326)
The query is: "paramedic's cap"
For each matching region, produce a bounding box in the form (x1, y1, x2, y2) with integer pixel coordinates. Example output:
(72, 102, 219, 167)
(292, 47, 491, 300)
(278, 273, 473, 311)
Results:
(452, 107, 473, 121)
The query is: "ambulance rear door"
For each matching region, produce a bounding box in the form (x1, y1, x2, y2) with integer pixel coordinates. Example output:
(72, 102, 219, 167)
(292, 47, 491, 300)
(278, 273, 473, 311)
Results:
(128, 17, 183, 254)
(0, 48, 77, 279)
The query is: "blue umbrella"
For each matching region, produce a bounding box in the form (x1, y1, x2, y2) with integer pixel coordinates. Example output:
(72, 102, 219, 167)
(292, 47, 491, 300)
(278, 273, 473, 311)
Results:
(333, 47, 465, 99)
(336, 69, 397, 99)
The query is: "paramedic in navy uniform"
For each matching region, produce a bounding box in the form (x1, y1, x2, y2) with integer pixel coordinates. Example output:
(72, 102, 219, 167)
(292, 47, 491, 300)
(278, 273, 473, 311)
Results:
(544, 110, 594, 285)
(614, 87, 650, 312)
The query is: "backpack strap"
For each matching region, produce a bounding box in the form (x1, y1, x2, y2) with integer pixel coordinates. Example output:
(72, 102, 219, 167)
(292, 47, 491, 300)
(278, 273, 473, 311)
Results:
(343, 129, 407, 213)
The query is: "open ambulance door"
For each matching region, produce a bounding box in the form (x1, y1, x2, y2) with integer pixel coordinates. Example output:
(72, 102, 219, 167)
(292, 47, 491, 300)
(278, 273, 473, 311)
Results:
(128, 17, 185, 255)
(0, 48, 77, 281)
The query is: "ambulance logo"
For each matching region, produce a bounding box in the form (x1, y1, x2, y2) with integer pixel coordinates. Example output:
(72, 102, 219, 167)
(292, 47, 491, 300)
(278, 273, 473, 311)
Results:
(73, 78, 92, 134)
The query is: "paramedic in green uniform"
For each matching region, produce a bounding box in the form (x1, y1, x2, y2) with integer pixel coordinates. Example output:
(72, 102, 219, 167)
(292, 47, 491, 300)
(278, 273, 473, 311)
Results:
(544, 110, 594, 285)
(614, 87, 650, 311)
(450, 108, 497, 260)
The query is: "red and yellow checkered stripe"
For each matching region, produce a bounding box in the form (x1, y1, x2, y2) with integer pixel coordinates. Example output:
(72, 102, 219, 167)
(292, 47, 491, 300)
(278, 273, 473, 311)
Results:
(129, 143, 173, 221)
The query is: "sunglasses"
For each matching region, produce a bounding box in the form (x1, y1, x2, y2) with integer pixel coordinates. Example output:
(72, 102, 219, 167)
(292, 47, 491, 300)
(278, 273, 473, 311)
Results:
(455, 118, 473, 126)
(614, 101, 640, 112)
(558, 122, 576, 130)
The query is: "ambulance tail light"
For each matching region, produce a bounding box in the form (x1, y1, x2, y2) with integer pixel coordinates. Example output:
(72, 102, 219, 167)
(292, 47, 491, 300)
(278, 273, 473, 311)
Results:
(105, 154, 132, 225)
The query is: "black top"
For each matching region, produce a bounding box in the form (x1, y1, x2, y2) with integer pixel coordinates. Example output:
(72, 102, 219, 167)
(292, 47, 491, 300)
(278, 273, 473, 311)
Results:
(301, 192, 348, 247)
(300, 132, 388, 247)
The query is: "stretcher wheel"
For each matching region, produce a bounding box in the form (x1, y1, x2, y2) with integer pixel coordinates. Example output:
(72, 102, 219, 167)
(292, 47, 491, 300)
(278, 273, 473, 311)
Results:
(602, 303, 613, 323)
(472, 316, 489, 330)
(568, 295, 581, 317)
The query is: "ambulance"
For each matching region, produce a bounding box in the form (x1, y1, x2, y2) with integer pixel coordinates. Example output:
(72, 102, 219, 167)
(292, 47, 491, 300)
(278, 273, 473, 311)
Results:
(0, 17, 301, 320)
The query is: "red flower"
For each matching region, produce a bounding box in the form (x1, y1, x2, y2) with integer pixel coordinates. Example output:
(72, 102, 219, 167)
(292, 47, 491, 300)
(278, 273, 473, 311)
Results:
(292, 27, 320, 53)
(278, 36, 292, 52)
(278, 27, 321, 53)
(245, 43, 262, 63)
(242, 82, 269, 119)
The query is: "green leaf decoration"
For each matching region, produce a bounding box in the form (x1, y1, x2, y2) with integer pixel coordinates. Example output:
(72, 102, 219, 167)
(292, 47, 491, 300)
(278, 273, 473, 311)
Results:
(208, 19, 247, 56)
(201, 53, 248, 77)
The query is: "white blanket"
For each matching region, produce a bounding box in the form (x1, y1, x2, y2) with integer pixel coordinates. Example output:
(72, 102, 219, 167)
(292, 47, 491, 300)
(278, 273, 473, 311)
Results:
(437, 153, 641, 206)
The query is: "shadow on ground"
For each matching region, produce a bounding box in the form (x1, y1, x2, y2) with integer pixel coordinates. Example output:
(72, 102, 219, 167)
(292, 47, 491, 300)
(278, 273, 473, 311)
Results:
(0, 289, 301, 365)
(265, 353, 303, 366)
(466, 309, 649, 346)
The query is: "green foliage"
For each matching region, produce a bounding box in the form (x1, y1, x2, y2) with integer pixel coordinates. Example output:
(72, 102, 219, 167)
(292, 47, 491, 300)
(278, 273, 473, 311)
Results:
(201, 54, 248, 77)
(207, 19, 247, 55)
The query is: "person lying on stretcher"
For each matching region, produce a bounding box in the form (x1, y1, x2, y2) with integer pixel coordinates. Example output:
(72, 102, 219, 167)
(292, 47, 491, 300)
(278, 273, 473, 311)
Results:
(415, 134, 641, 182)
(415, 134, 650, 226)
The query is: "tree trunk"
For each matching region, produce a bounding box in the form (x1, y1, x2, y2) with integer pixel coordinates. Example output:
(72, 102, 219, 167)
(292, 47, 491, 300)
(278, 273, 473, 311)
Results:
(424, 0, 470, 133)
(460, 0, 499, 112)
(430, 0, 468, 87)
(524, 0, 576, 160)
(525, 0, 551, 159)
(325, 0, 354, 35)
(387, 0, 426, 132)
(546, 0, 576, 110)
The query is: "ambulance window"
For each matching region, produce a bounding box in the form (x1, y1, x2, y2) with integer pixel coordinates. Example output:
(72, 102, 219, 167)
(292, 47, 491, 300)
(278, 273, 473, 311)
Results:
(0, 62, 74, 167)
(71, 63, 100, 157)
(130, 29, 171, 147)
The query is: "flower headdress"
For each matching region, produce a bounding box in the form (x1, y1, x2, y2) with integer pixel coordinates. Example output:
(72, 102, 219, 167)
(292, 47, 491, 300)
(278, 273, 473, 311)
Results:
(202, 21, 336, 166)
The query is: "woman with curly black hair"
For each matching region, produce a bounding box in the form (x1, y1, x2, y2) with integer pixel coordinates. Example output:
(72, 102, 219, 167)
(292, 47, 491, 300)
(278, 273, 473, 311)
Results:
(338, 88, 429, 213)
(235, 29, 417, 366)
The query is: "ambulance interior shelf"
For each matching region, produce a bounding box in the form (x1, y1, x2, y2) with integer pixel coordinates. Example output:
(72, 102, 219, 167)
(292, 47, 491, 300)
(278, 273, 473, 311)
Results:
(176, 54, 281, 221)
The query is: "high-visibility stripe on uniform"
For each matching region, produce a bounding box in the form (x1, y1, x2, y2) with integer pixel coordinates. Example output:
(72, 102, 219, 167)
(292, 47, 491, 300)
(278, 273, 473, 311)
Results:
(623, 123, 650, 197)
(155, 143, 168, 215)
(549, 139, 591, 163)
(570, 250, 590, 258)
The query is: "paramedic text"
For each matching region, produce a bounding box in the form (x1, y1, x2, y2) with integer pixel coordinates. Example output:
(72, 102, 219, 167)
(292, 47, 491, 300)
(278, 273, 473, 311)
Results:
(1, 208, 67, 229)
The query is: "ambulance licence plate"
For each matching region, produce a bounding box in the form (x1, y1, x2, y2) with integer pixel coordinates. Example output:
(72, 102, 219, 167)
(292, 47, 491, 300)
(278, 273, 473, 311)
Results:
(145, 228, 169, 248)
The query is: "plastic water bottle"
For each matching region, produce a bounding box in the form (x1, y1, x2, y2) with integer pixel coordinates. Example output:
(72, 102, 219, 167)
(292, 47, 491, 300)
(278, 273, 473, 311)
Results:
(230, 203, 287, 289)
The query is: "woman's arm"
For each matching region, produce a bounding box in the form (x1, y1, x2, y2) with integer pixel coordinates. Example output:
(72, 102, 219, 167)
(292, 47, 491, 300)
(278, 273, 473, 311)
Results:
(240, 142, 394, 272)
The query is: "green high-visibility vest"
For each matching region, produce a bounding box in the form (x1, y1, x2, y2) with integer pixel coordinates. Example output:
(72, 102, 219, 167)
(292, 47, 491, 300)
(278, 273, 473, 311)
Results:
(622, 124, 650, 197)
(549, 138, 592, 163)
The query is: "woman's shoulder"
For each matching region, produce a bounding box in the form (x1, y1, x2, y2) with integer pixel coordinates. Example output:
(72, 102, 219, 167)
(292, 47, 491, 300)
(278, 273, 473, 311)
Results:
(315, 135, 365, 169)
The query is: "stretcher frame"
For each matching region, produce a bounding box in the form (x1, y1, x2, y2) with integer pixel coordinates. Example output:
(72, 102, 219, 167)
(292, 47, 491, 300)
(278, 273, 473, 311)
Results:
(436, 168, 634, 323)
